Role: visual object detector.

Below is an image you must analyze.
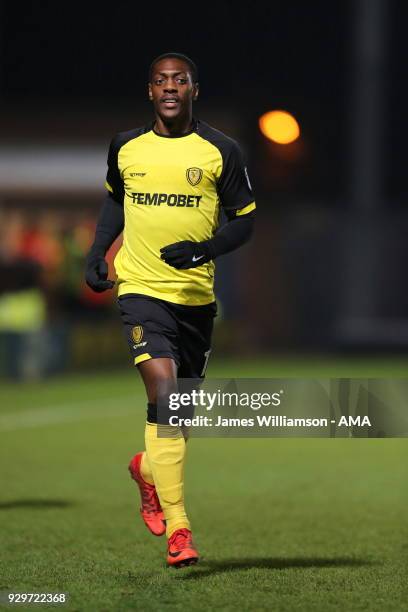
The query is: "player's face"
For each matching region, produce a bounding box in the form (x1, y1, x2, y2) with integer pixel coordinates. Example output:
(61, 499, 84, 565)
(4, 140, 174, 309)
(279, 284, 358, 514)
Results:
(148, 58, 199, 121)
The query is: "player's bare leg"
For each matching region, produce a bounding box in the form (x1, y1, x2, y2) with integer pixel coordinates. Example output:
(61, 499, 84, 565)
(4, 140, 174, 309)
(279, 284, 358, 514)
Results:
(138, 357, 178, 404)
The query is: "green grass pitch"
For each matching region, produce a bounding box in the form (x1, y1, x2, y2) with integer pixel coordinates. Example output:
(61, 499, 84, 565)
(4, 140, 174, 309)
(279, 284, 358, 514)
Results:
(0, 357, 407, 611)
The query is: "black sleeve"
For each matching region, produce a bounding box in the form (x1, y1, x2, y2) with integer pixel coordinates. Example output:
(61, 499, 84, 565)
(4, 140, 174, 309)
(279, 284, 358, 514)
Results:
(203, 214, 254, 260)
(105, 136, 125, 204)
(86, 193, 124, 261)
(217, 140, 255, 213)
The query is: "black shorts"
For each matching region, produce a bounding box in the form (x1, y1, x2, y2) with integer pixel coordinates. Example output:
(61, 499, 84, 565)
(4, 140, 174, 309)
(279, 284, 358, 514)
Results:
(117, 293, 217, 379)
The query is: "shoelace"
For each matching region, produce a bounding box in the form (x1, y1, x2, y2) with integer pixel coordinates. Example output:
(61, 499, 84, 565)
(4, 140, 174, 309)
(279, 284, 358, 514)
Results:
(169, 529, 193, 550)
(141, 484, 160, 514)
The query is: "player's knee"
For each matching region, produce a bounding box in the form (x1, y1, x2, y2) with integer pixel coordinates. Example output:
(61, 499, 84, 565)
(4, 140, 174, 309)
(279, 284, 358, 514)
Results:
(155, 375, 177, 400)
(156, 375, 177, 415)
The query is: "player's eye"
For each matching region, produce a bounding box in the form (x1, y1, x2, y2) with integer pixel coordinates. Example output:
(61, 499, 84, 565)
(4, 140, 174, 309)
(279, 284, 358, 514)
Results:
(177, 78, 187, 84)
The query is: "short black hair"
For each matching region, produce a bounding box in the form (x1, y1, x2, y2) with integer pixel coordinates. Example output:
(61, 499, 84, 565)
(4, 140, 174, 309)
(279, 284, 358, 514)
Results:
(149, 53, 198, 83)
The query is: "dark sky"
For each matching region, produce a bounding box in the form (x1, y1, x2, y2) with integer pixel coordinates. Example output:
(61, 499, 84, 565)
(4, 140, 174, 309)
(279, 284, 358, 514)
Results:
(1, 1, 406, 203)
(2, 3, 347, 103)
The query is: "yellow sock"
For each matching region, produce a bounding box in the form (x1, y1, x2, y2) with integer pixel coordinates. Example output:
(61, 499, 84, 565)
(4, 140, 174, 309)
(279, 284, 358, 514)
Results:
(140, 452, 154, 485)
(144, 422, 190, 537)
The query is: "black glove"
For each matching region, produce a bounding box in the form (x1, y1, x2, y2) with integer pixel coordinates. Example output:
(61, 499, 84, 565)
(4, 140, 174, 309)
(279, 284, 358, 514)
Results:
(160, 216, 254, 270)
(160, 241, 212, 270)
(85, 254, 115, 292)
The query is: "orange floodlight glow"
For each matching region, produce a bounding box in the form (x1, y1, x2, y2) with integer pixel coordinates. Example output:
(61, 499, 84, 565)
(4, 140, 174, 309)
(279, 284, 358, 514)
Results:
(259, 110, 300, 144)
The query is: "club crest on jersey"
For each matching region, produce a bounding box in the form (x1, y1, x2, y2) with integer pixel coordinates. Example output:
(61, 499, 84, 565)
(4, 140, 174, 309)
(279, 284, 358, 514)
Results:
(186, 167, 203, 186)
(132, 325, 143, 344)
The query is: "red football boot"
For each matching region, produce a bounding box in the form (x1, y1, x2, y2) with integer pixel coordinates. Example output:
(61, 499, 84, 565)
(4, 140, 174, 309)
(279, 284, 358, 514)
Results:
(128, 452, 166, 536)
(167, 528, 199, 568)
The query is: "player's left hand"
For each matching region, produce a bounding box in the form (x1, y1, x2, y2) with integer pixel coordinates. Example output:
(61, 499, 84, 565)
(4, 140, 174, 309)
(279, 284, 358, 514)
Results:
(160, 240, 211, 269)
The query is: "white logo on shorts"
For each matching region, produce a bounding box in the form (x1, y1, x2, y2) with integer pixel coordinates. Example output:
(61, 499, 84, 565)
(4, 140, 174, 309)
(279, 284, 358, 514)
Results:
(133, 341, 147, 349)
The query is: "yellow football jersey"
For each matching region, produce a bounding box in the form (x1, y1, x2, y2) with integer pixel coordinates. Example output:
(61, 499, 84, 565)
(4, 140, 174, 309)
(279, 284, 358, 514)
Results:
(105, 117, 256, 305)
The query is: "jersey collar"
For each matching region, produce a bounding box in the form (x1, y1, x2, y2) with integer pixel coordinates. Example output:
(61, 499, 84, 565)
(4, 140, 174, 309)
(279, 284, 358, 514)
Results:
(150, 117, 198, 138)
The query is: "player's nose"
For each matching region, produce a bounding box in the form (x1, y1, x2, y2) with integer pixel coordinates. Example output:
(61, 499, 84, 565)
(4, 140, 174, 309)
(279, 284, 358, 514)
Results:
(164, 79, 178, 92)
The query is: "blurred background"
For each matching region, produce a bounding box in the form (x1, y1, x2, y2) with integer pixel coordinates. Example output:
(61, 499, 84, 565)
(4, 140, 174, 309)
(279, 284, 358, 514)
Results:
(0, 0, 407, 379)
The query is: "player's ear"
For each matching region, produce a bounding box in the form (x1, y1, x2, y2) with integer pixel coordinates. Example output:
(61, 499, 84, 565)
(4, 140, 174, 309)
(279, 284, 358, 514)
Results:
(193, 82, 199, 101)
(148, 82, 153, 101)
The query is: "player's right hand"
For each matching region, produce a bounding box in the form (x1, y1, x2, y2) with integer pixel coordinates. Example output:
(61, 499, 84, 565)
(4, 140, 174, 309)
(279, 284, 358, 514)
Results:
(85, 256, 115, 292)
